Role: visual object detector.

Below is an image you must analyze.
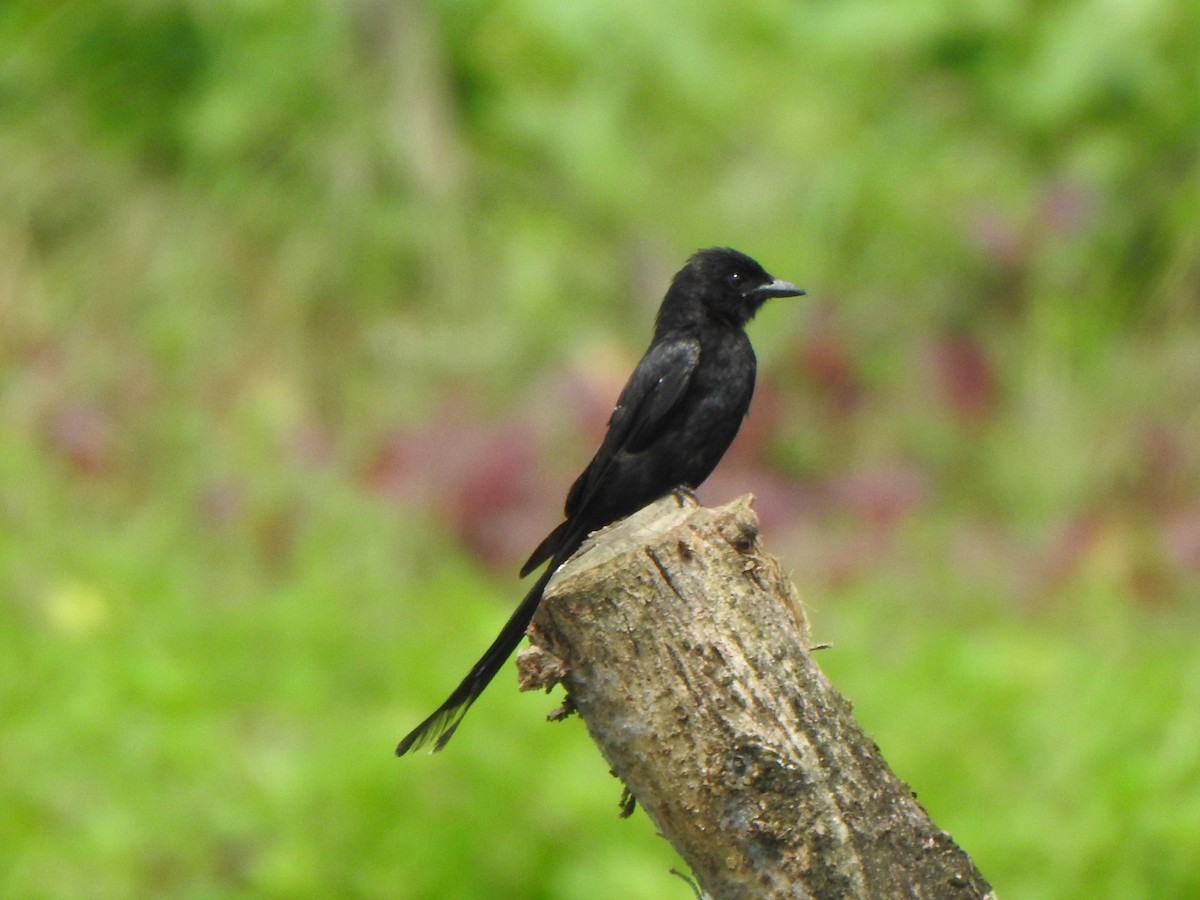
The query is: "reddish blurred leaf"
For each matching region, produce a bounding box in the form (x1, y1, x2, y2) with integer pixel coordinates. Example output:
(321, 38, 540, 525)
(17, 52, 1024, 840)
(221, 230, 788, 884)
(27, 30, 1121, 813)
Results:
(969, 208, 1026, 270)
(286, 420, 337, 469)
(827, 462, 928, 529)
(799, 315, 861, 416)
(363, 401, 558, 571)
(198, 478, 247, 531)
(1041, 180, 1095, 237)
(44, 402, 117, 476)
(1163, 508, 1200, 574)
(444, 418, 548, 569)
(929, 334, 996, 421)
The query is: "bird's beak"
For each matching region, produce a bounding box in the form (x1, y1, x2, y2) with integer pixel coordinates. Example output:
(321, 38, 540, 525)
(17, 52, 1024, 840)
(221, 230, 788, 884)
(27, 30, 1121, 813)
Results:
(751, 279, 806, 299)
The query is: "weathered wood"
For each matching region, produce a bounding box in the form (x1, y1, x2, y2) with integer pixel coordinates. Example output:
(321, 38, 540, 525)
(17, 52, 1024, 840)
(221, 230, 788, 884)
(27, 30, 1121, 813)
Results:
(517, 494, 993, 900)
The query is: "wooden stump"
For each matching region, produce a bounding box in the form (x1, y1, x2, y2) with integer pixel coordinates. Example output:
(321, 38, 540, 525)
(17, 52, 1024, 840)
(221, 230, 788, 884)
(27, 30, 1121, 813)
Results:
(518, 494, 993, 900)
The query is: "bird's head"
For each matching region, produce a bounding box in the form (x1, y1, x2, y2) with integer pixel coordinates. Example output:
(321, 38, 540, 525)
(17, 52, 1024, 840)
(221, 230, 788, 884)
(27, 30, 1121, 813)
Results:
(659, 247, 805, 331)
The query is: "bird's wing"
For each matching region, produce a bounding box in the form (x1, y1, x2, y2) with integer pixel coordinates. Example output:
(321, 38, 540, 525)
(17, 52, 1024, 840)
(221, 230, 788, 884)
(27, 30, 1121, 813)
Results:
(519, 336, 700, 578)
(565, 336, 701, 517)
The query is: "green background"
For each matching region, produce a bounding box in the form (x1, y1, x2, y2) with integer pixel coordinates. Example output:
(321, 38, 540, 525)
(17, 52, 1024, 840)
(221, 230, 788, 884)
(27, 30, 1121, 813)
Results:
(2, 1, 1199, 897)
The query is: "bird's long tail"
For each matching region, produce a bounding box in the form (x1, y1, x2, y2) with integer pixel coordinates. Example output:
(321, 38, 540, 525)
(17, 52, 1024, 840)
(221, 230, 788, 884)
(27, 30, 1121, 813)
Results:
(395, 562, 558, 756)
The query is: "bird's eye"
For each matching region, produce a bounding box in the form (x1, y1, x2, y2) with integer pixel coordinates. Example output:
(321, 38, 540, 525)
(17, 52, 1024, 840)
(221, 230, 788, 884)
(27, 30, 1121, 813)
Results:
(727, 272, 743, 286)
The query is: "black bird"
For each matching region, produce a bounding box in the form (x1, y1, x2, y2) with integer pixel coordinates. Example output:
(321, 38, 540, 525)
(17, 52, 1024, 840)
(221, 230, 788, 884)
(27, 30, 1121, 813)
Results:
(396, 247, 804, 755)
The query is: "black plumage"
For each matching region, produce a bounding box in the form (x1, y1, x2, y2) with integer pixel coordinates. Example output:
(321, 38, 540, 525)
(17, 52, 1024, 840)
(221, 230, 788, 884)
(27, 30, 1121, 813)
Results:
(396, 247, 803, 755)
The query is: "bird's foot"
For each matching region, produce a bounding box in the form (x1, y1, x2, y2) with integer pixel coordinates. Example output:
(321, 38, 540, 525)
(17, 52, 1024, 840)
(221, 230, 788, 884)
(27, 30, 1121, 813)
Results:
(671, 485, 699, 507)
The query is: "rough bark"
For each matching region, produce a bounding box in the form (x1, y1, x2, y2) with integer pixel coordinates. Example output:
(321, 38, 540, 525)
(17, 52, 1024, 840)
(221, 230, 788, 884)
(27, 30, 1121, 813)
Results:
(517, 494, 993, 900)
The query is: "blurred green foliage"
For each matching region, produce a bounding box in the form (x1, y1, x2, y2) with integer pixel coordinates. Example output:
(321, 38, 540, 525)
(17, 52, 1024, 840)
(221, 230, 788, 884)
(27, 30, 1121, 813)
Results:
(2, 1, 1199, 897)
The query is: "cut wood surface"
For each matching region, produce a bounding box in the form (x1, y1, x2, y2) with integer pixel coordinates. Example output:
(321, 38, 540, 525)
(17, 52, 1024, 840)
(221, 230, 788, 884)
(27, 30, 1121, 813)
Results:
(518, 494, 993, 900)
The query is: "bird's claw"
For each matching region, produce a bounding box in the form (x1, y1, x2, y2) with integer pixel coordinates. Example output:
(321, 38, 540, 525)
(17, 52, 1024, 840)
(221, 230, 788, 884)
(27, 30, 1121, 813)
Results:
(671, 485, 699, 507)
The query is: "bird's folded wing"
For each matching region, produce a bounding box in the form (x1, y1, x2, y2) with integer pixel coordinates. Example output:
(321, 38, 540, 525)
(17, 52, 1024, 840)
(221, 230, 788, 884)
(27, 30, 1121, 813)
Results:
(564, 336, 701, 516)
(519, 337, 700, 578)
